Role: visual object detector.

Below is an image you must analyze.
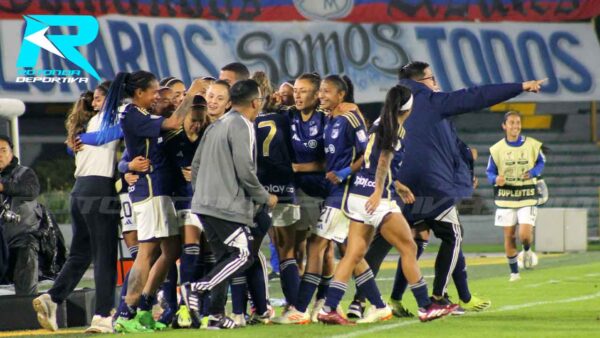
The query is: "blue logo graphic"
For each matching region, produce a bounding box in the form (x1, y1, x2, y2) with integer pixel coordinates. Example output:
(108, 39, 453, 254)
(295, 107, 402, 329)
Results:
(16, 15, 100, 80)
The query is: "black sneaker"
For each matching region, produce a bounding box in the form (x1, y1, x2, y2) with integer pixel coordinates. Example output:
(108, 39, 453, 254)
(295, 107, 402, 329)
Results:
(207, 314, 238, 329)
(346, 300, 365, 319)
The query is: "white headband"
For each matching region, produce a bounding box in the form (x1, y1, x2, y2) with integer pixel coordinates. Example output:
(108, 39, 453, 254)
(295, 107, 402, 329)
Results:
(400, 95, 413, 111)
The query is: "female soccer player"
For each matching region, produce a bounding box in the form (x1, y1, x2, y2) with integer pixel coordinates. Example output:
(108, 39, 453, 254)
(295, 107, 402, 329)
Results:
(205, 80, 232, 122)
(487, 111, 545, 281)
(160, 77, 187, 108)
(317, 84, 456, 324)
(275, 75, 368, 324)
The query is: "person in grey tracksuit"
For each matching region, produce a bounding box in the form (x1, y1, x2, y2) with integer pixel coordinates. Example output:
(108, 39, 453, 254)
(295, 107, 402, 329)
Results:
(186, 79, 277, 326)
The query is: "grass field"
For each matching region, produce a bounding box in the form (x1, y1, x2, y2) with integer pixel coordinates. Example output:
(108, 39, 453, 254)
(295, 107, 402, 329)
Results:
(3, 251, 600, 338)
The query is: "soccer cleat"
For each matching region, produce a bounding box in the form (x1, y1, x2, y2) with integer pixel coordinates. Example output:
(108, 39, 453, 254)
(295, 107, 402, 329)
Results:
(176, 305, 193, 328)
(200, 316, 210, 329)
(346, 300, 365, 319)
(114, 316, 153, 333)
(389, 298, 414, 318)
(85, 315, 114, 333)
(137, 310, 167, 331)
(158, 306, 174, 327)
(317, 309, 355, 325)
(268, 271, 280, 280)
(231, 313, 246, 327)
(356, 305, 393, 324)
(206, 314, 238, 329)
(248, 310, 272, 325)
(310, 299, 326, 323)
(509, 273, 521, 282)
(271, 308, 310, 324)
(417, 303, 456, 322)
(432, 296, 464, 316)
(32, 294, 58, 331)
(459, 295, 491, 312)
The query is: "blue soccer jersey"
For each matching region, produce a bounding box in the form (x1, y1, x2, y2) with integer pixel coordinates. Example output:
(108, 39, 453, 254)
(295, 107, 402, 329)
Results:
(163, 128, 201, 210)
(120, 104, 171, 203)
(349, 120, 406, 199)
(286, 107, 329, 198)
(323, 110, 368, 208)
(255, 112, 295, 204)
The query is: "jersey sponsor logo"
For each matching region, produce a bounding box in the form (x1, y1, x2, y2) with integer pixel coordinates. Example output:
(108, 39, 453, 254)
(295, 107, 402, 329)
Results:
(354, 175, 376, 188)
(265, 184, 294, 194)
(357, 129, 367, 143)
(325, 144, 336, 154)
(307, 139, 318, 149)
(331, 128, 340, 139)
(309, 125, 319, 136)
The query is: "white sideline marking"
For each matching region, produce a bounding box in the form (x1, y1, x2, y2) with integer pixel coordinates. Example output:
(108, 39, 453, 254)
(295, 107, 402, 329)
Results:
(376, 275, 435, 281)
(330, 291, 600, 338)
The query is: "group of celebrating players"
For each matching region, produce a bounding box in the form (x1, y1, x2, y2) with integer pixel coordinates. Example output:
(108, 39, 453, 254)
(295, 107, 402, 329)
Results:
(31, 60, 547, 334)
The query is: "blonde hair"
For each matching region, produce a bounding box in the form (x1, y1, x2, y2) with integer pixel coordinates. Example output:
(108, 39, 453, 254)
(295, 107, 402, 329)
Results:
(65, 91, 94, 143)
(251, 71, 275, 111)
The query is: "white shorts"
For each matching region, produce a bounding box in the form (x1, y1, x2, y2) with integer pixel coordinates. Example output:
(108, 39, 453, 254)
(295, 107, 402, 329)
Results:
(294, 189, 323, 231)
(271, 203, 301, 227)
(133, 196, 179, 242)
(494, 206, 538, 227)
(313, 206, 350, 243)
(177, 209, 203, 231)
(119, 193, 137, 233)
(344, 194, 401, 228)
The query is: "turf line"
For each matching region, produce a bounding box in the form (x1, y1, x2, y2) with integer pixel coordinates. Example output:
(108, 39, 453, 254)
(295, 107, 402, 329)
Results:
(330, 291, 600, 338)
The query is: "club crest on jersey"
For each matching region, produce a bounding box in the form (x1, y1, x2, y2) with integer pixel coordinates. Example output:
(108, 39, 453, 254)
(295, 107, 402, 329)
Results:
(331, 128, 340, 139)
(357, 130, 367, 143)
(307, 139, 318, 149)
(309, 125, 319, 136)
(326, 144, 336, 154)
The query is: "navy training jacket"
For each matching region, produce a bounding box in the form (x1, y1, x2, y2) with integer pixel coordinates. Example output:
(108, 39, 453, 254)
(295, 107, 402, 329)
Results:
(397, 79, 523, 222)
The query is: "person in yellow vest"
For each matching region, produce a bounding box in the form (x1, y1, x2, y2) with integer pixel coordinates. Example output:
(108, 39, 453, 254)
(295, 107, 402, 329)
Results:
(487, 111, 546, 282)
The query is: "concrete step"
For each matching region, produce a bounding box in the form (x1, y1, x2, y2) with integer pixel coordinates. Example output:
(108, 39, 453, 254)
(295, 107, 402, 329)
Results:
(471, 143, 599, 154)
(473, 186, 599, 198)
(474, 164, 600, 176)
(474, 174, 600, 187)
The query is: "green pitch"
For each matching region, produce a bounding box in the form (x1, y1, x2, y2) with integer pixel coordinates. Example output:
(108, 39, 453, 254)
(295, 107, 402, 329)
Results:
(7, 251, 600, 338)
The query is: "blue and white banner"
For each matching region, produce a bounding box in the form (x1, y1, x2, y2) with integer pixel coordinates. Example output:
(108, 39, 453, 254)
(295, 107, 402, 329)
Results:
(1, 16, 599, 103)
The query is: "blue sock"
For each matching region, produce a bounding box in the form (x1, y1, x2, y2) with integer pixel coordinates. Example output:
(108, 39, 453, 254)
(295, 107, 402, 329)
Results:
(231, 275, 248, 315)
(316, 275, 332, 300)
(119, 246, 138, 303)
(181, 244, 200, 284)
(269, 241, 280, 273)
(355, 269, 385, 309)
(452, 250, 472, 302)
(117, 302, 136, 319)
(296, 273, 320, 313)
(508, 254, 519, 274)
(324, 281, 346, 311)
(279, 259, 300, 305)
(246, 253, 269, 315)
(139, 293, 155, 312)
(162, 263, 178, 310)
(409, 277, 431, 309)
(391, 239, 427, 301)
(523, 243, 531, 251)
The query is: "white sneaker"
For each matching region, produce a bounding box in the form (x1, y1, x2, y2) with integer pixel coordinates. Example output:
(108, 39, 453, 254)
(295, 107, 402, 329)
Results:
(32, 294, 58, 331)
(517, 251, 524, 269)
(310, 299, 325, 323)
(530, 251, 539, 267)
(231, 313, 246, 327)
(356, 305, 393, 324)
(85, 315, 114, 333)
(509, 273, 521, 282)
(271, 308, 310, 324)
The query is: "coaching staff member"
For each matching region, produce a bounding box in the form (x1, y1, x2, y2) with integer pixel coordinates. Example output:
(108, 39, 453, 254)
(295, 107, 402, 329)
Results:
(184, 79, 277, 329)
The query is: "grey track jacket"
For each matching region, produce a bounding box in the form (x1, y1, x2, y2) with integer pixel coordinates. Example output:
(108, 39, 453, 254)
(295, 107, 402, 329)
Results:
(191, 110, 270, 226)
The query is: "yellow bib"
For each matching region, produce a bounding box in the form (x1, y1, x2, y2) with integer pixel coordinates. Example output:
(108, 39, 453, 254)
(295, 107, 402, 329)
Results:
(489, 137, 542, 208)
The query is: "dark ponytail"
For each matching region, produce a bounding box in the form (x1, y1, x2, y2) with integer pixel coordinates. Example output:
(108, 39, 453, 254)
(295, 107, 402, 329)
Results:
(323, 74, 354, 103)
(376, 85, 412, 151)
(98, 70, 157, 143)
